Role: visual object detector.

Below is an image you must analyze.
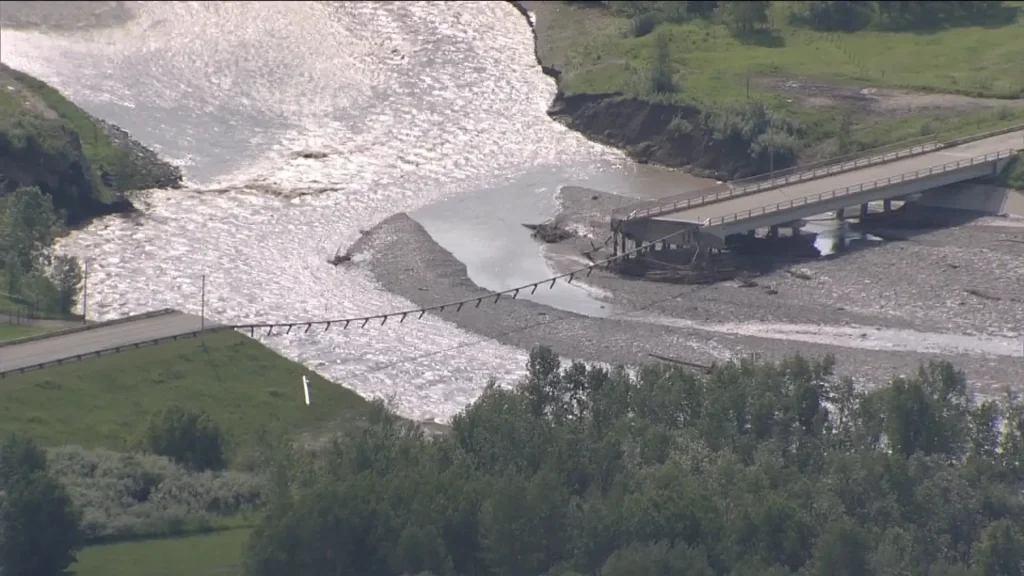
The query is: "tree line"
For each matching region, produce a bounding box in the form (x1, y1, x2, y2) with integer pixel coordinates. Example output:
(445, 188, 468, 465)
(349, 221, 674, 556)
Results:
(590, 1, 1016, 37)
(5, 349, 1024, 575)
(0, 185, 83, 316)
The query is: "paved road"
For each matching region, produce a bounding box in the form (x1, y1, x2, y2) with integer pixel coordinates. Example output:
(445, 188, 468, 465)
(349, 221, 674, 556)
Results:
(0, 311, 216, 374)
(656, 129, 1024, 224)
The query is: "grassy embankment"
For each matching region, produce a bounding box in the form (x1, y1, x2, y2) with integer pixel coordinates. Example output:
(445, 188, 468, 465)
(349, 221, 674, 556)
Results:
(0, 63, 182, 320)
(0, 323, 56, 341)
(527, 1, 1024, 175)
(0, 330, 371, 575)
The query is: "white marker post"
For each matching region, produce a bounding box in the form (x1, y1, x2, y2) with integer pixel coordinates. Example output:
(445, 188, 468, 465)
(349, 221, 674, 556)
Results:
(302, 375, 311, 406)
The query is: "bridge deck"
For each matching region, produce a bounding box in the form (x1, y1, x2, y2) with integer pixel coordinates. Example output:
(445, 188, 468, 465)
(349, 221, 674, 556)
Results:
(654, 129, 1024, 225)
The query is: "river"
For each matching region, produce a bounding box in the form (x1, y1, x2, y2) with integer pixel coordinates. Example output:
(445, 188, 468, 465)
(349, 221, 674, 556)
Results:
(0, 1, 714, 421)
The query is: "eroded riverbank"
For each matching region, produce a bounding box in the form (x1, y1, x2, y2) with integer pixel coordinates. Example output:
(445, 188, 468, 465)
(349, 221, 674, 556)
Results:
(352, 211, 1024, 399)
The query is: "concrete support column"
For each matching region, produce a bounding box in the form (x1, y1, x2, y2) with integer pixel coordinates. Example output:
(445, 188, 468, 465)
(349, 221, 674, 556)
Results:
(860, 203, 869, 219)
(613, 232, 619, 257)
(791, 226, 800, 237)
(836, 208, 846, 221)
(767, 226, 779, 239)
(883, 199, 892, 212)
(747, 229, 756, 237)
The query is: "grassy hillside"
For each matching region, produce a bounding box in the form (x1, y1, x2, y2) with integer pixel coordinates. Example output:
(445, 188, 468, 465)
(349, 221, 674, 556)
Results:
(551, 3, 1024, 103)
(0, 62, 181, 224)
(526, 1, 1024, 176)
(0, 330, 371, 452)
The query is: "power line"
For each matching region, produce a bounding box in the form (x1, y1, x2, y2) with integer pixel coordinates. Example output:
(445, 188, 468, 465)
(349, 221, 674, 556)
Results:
(231, 226, 693, 336)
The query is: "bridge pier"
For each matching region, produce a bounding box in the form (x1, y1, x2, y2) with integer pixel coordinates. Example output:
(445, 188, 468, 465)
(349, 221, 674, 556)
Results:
(836, 208, 846, 221)
(860, 203, 869, 219)
(883, 199, 892, 212)
(767, 226, 779, 239)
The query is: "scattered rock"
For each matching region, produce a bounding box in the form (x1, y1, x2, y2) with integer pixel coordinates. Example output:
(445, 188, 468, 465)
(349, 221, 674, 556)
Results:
(328, 253, 351, 266)
(964, 288, 1001, 301)
(522, 220, 575, 243)
(786, 269, 813, 280)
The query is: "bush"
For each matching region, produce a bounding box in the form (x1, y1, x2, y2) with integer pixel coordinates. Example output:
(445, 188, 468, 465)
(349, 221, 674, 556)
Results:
(144, 405, 227, 472)
(0, 435, 83, 576)
(700, 101, 801, 177)
(792, 1, 876, 32)
(47, 446, 267, 542)
(648, 31, 677, 94)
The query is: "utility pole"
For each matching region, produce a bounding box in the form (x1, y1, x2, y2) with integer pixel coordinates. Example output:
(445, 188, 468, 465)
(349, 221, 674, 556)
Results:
(200, 274, 206, 330)
(82, 260, 88, 325)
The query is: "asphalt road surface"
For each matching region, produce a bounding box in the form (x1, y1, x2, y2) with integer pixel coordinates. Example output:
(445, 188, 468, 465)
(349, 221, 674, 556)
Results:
(658, 129, 1024, 223)
(0, 311, 216, 374)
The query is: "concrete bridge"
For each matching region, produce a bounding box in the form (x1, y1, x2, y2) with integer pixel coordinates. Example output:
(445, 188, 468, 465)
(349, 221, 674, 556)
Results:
(612, 125, 1024, 251)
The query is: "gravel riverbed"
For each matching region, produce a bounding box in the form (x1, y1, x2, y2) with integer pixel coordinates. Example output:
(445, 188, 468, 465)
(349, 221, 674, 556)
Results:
(352, 203, 1024, 398)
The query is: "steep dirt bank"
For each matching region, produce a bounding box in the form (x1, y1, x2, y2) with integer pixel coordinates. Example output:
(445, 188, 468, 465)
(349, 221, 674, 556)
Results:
(508, 0, 724, 177)
(512, 1, 1024, 179)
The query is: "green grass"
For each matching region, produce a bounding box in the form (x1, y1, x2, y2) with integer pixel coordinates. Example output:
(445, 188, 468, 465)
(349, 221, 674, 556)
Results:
(72, 527, 252, 576)
(997, 153, 1024, 190)
(552, 2, 1024, 103)
(850, 106, 1024, 149)
(2, 65, 119, 202)
(0, 330, 371, 453)
(0, 323, 56, 342)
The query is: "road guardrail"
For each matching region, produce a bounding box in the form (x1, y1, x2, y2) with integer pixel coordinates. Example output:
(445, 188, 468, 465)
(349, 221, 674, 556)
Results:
(0, 327, 229, 378)
(616, 140, 942, 221)
(705, 149, 1017, 227)
(614, 122, 1024, 224)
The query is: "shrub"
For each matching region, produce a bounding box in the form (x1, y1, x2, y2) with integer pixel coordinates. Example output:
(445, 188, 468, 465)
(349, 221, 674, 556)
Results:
(47, 446, 268, 542)
(0, 436, 83, 576)
(700, 101, 801, 177)
(143, 405, 227, 472)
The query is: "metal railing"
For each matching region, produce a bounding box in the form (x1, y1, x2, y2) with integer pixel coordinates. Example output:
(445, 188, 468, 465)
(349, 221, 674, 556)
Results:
(614, 122, 1024, 224)
(0, 327, 227, 378)
(617, 140, 942, 222)
(705, 148, 1017, 227)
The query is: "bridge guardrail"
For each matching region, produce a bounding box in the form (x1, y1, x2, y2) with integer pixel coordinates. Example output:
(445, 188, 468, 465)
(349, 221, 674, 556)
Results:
(941, 122, 1024, 149)
(705, 149, 1017, 227)
(616, 139, 943, 222)
(0, 327, 228, 378)
(614, 121, 1024, 224)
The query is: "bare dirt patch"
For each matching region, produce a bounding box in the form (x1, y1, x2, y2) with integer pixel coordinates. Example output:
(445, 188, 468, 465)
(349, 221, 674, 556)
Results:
(759, 75, 1024, 117)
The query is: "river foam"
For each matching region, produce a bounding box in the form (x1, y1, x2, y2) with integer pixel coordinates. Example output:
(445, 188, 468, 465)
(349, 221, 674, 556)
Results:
(0, 1, 624, 422)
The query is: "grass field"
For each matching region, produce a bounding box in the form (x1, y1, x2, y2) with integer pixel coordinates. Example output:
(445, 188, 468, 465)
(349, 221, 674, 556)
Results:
(543, 2, 1024, 104)
(0, 330, 371, 453)
(0, 323, 56, 342)
(72, 527, 252, 576)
